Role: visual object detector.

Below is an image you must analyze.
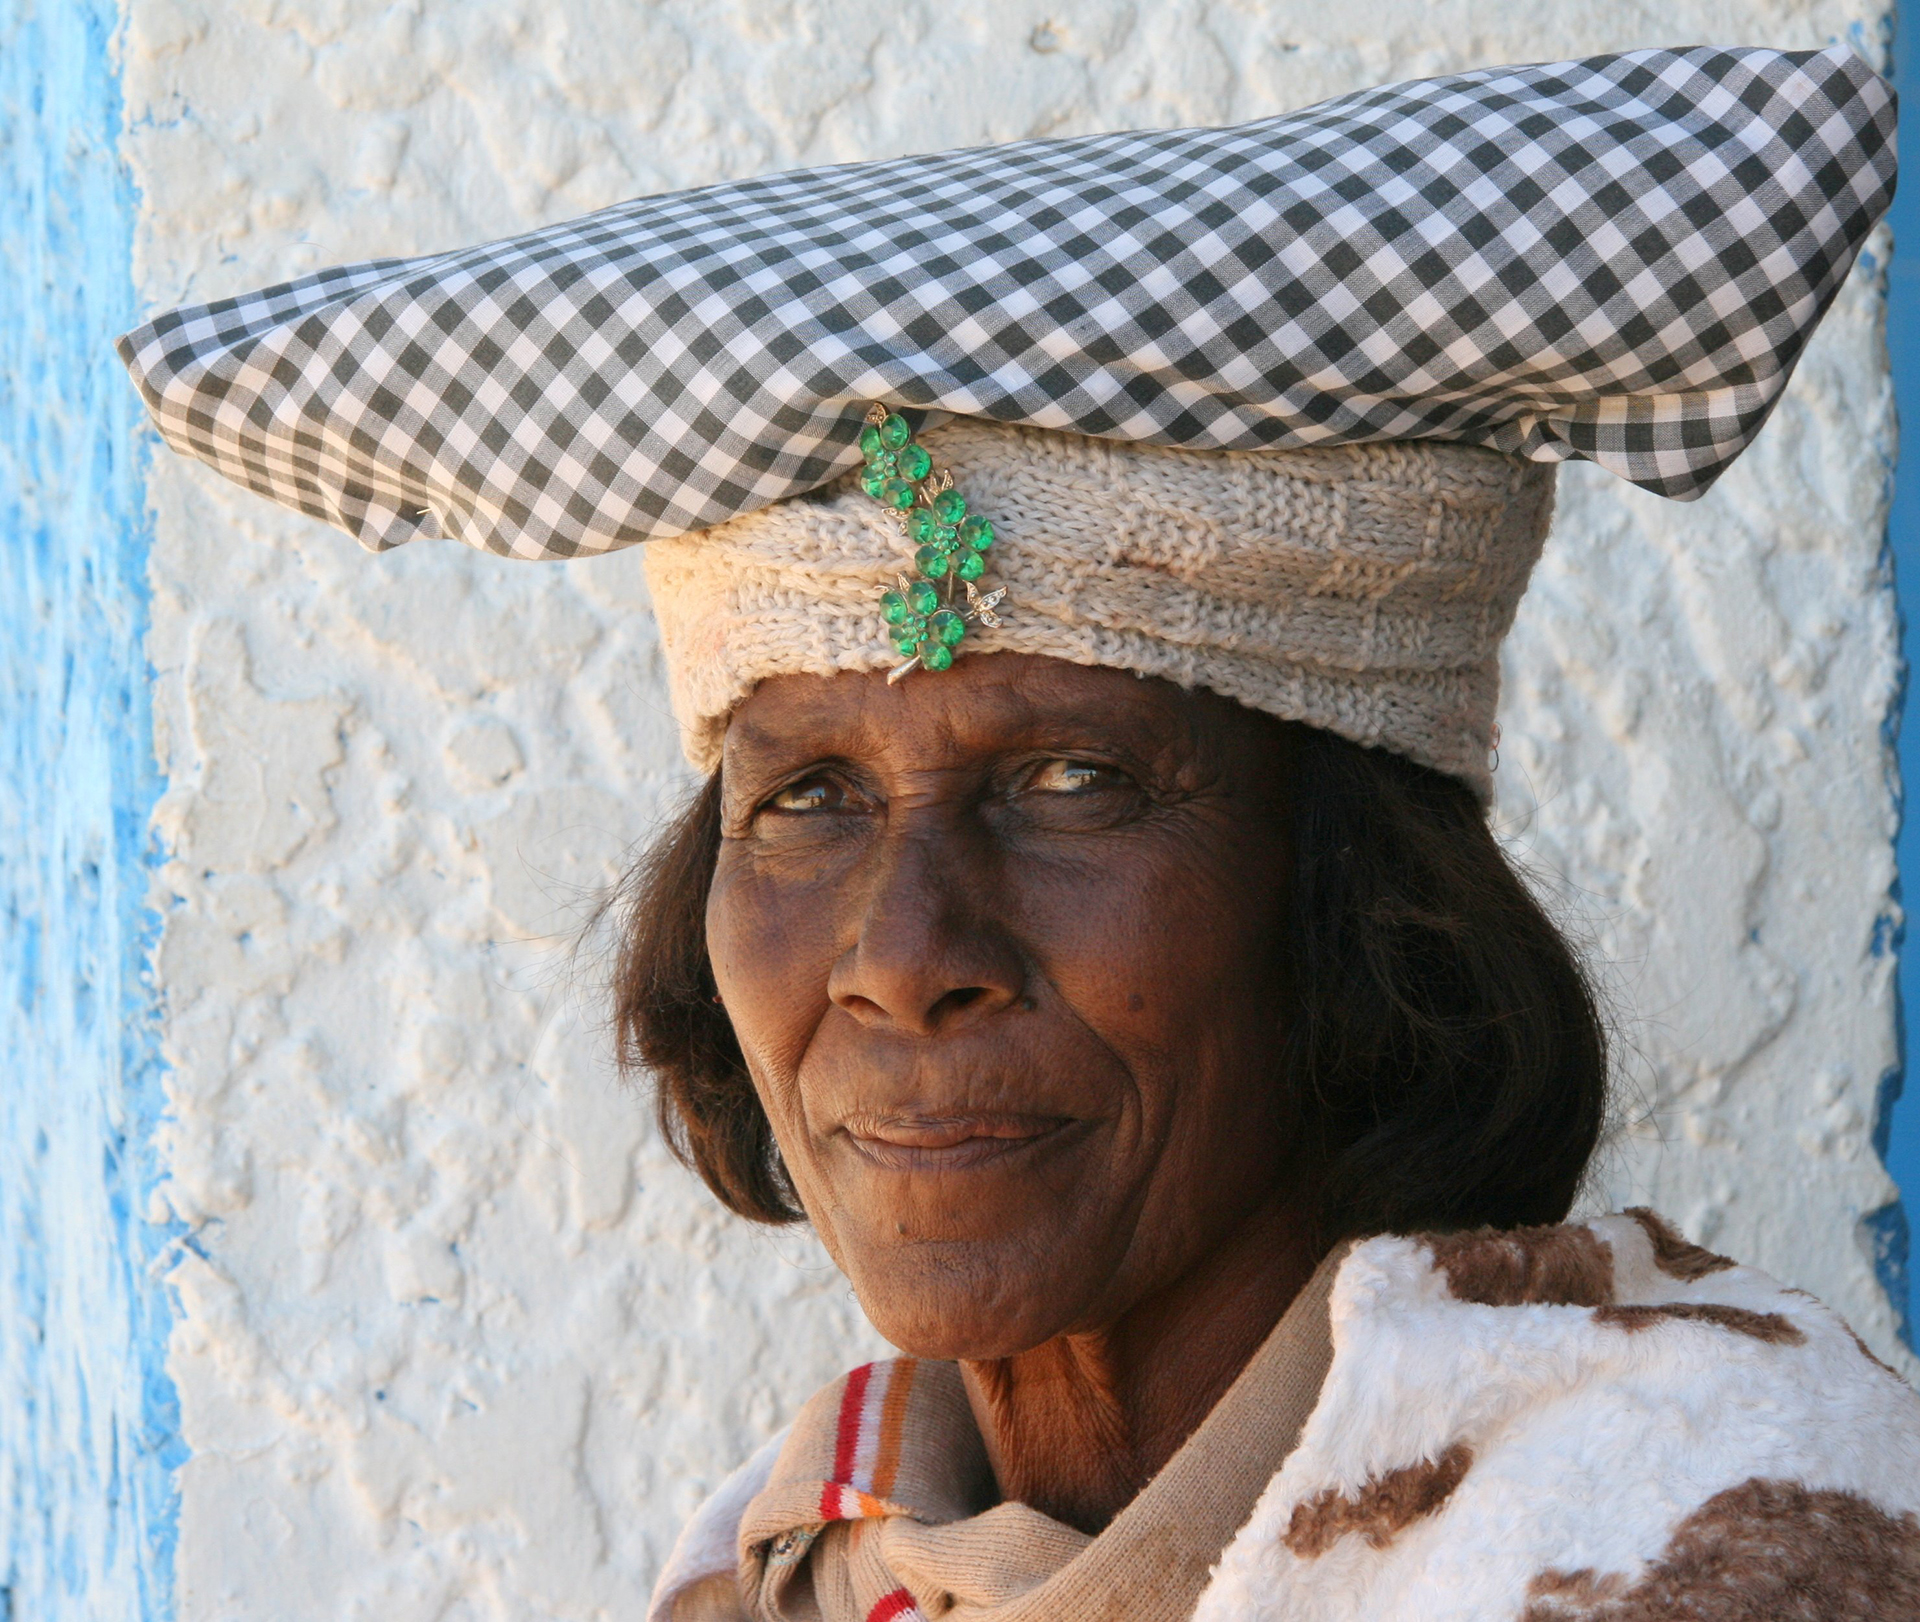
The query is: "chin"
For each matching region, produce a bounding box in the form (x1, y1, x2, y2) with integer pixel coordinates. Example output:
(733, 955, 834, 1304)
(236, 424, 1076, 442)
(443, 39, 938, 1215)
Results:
(840, 1233, 1106, 1361)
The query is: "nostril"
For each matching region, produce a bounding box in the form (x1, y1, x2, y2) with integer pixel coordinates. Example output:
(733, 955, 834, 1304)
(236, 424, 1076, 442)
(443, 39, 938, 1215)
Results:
(929, 985, 991, 1024)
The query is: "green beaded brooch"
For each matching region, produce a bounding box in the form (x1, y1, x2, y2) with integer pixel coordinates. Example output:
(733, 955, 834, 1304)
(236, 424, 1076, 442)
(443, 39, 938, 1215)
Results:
(857, 404, 1007, 681)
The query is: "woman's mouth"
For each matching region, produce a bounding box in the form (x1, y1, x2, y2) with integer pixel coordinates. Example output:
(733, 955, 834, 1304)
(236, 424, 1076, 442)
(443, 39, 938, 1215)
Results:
(842, 1111, 1078, 1171)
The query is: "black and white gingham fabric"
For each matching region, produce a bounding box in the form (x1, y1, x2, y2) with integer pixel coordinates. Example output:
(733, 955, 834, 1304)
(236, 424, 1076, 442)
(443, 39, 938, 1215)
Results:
(118, 45, 1895, 559)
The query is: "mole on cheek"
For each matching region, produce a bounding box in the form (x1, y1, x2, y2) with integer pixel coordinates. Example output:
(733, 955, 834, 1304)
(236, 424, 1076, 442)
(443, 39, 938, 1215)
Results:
(1127, 993, 1145, 1012)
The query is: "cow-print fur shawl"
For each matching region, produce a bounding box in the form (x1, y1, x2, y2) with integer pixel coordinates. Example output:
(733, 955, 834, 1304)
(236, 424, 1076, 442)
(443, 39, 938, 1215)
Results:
(1196, 1210, 1920, 1620)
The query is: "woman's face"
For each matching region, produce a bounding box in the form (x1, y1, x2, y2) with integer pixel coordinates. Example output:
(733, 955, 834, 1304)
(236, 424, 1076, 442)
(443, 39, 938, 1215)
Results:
(708, 653, 1305, 1359)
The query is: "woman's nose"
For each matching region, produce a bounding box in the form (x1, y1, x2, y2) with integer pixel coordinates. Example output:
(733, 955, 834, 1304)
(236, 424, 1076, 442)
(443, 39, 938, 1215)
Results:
(826, 828, 1026, 1035)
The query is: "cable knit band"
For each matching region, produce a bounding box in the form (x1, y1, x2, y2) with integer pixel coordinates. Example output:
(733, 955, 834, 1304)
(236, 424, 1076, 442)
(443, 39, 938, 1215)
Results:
(644, 421, 1555, 797)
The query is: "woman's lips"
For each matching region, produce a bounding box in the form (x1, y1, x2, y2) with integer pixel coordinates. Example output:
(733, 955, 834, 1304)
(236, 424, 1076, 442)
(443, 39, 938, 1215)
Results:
(842, 1111, 1077, 1171)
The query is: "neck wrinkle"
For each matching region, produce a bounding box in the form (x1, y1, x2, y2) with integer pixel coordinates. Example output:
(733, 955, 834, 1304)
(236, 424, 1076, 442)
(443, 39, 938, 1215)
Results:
(967, 1335, 1134, 1532)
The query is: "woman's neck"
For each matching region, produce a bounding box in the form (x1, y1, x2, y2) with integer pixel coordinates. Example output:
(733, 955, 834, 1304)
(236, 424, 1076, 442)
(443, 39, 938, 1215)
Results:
(956, 1196, 1323, 1534)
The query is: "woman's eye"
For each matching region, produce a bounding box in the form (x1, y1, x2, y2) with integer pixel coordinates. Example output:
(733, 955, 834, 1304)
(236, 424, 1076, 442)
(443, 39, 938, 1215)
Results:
(766, 777, 845, 813)
(1027, 759, 1123, 795)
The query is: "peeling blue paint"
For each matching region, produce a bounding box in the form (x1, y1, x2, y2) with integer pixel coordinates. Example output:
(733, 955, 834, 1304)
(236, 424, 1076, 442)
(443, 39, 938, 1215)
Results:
(1883, 1, 1920, 1348)
(0, 1, 181, 1616)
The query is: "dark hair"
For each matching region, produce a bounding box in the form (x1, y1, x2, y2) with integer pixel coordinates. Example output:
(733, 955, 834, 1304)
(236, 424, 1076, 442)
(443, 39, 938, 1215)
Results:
(609, 727, 1608, 1237)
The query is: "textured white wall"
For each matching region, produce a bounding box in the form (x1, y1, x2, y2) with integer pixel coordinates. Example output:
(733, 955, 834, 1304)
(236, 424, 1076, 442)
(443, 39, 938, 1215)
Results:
(121, 3, 1908, 1616)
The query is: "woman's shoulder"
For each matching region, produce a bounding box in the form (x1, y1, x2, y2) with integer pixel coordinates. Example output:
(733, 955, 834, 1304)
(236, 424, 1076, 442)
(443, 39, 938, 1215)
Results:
(645, 1355, 929, 1622)
(645, 1426, 789, 1622)
(1200, 1208, 1920, 1621)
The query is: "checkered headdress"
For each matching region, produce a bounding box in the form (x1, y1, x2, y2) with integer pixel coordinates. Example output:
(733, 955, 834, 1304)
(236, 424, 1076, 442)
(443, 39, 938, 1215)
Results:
(118, 45, 1894, 562)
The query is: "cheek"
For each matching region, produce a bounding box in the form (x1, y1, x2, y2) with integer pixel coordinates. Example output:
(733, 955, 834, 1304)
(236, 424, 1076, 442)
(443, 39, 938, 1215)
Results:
(705, 849, 844, 1100)
(1010, 823, 1296, 1226)
(1018, 822, 1288, 1065)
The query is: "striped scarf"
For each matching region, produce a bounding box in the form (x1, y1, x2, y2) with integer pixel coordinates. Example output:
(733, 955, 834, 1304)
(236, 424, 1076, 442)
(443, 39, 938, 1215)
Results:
(732, 1253, 1340, 1622)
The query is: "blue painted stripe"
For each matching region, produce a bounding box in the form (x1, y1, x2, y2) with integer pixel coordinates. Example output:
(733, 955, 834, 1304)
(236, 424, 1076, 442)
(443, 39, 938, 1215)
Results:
(0, 1, 182, 1616)
(1882, 3, 1919, 1349)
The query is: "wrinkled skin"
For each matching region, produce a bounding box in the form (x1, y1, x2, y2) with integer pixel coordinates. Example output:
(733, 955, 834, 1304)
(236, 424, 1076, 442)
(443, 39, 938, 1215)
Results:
(708, 653, 1324, 1529)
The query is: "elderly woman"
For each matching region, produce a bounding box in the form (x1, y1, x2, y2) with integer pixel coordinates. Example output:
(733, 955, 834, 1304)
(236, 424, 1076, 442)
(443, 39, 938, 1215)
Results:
(123, 43, 1919, 1621)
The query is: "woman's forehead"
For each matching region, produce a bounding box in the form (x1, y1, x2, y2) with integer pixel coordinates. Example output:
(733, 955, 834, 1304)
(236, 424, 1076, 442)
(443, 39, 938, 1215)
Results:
(724, 655, 1231, 772)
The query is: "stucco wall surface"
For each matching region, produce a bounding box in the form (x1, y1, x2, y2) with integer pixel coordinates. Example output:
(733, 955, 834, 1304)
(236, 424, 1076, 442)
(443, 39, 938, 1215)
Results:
(120, 3, 1910, 1618)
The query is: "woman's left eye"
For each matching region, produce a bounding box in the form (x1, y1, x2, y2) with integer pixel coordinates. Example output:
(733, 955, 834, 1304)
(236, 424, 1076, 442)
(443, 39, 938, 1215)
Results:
(767, 777, 845, 813)
(1026, 759, 1124, 795)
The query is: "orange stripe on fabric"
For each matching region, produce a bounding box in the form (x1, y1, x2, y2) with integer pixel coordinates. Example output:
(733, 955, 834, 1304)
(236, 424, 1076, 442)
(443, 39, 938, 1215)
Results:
(812, 1484, 891, 1524)
(869, 1357, 918, 1501)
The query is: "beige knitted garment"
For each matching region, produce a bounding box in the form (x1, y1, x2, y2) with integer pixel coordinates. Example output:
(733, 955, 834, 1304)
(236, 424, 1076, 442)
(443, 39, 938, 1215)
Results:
(643, 419, 1556, 795)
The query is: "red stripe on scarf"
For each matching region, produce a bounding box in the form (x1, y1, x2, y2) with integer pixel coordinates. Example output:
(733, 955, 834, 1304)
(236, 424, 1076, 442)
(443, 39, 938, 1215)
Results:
(865, 1589, 919, 1622)
(820, 1362, 875, 1519)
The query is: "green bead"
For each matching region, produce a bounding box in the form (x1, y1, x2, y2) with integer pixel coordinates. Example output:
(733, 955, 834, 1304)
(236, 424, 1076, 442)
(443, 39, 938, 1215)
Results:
(880, 413, 912, 450)
(881, 478, 916, 510)
(921, 641, 955, 672)
(906, 579, 939, 616)
(930, 609, 966, 648)
(907, 508, 940, 544)
(899, 442, 931, 480)
(880, 589, 908, 625)
(894, 633, 920, 657)
(860, 469, 888, 499)
(960, 515, 994, 551)
(936, 524, 958, 544)
(859, 424, 884, 458)
(932, 488, 966, 524)
(916, 545, 950, 578)
(956, 549, 985, 581)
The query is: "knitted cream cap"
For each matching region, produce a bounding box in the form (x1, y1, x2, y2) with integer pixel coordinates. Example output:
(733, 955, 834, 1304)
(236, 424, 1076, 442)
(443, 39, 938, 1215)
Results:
(643, 420, 1555, 798)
